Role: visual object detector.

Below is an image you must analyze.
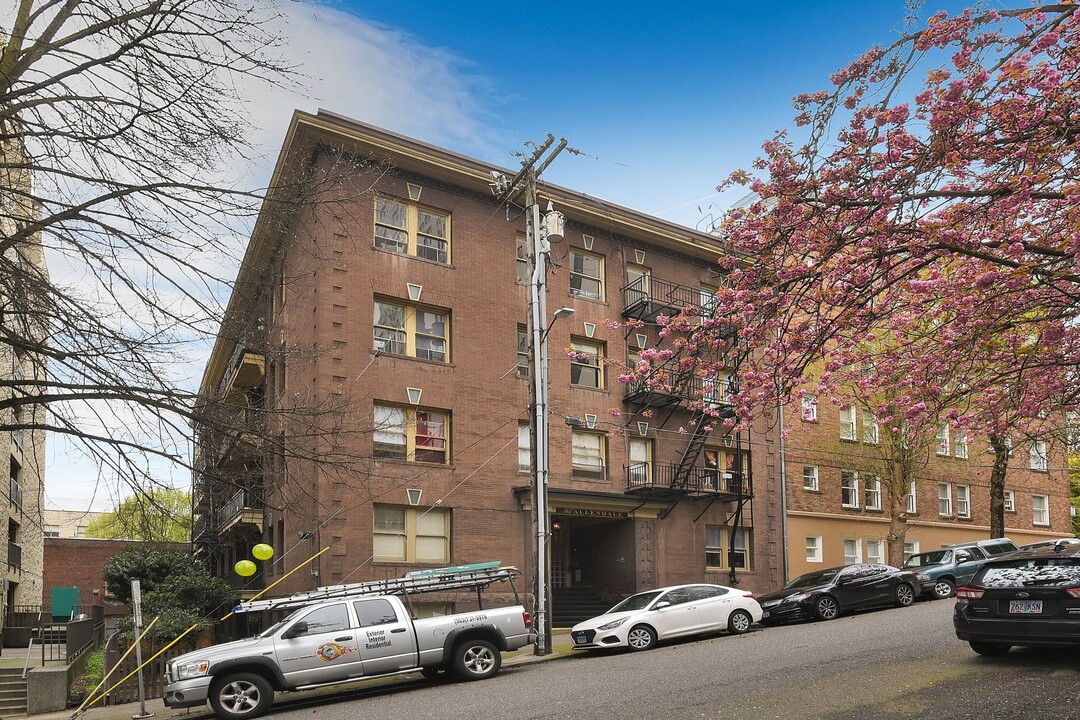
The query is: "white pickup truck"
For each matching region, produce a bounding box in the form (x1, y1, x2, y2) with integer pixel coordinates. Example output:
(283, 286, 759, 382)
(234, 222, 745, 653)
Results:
(163, 564, 532, 719)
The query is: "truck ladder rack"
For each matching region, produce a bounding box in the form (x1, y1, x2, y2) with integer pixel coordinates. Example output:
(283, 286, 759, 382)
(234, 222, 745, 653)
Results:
(232, 562, 520, 614)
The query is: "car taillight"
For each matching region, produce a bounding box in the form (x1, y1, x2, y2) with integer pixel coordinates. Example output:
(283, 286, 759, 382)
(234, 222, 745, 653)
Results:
(955, 587, 985, 600)
(522, 611, 532, 628)
(745, 593, 757, 600)
(1066, 588, 1080, 599)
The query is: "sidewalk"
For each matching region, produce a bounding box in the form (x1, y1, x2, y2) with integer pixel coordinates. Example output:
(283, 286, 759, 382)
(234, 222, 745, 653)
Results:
(26, 631, 575, 720)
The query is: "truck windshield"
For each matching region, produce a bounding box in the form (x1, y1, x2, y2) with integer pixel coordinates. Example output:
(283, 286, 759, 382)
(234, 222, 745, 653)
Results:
(608, 590, 662, 613)
(258, 607, 305, 638)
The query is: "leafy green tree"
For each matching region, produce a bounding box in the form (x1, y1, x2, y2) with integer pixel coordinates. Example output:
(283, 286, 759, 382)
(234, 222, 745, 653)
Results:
(86, 489, 191, 542)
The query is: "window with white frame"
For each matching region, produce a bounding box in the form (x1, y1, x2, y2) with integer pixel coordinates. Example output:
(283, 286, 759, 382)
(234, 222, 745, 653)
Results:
(570, 338, 604, 389)
(843, 538, 862, 564)
(936, 423, 950, 456)
(375, 197, 450, 263)
(1004, 490, 1015, 513)
(938, 483, 952, 517)
(954, 433, 969, 459)
(862, 412, 879, 445)
(1032, 494, 1050, 525)
(802, 465, 820, 491)
(841, 470, 860, 508)
(629, 438, 652, 487)
(801, 395, 818, 422)
(907, 480, 917, 514)
(569, 249, 604, 301)
(374, 404, 449, 464)
(373, 505, 450, 563)
(516, 325, 530, 377)
(806, 536, 823, 563)
(515, 233, 529, 284)
(839, 406, 857, 441)
(625, 264, 651, 305)
(903, 541, 920, 563)
(374, 299, 449, 362)
(1030, 441, 1049, 471)
(956, 485, 971, 519)
(518, 422, 531, 472)
(866, 539, 885, 564)
(572, 431, 605, 479)
(864, 475, 882, 511)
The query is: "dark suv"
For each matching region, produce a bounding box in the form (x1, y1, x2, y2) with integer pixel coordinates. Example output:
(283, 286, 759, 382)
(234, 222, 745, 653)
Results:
(953, 544, 1080, 655)
(903, 538, 1018, 599)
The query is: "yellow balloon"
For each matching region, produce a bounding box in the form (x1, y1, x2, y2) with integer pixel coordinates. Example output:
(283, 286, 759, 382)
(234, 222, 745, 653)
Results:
(235, 560, 256, 577)
(252, 543, 274, 561)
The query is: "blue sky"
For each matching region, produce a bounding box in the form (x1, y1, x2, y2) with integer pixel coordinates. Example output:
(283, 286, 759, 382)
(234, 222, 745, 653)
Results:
(47, 0, 979, 509)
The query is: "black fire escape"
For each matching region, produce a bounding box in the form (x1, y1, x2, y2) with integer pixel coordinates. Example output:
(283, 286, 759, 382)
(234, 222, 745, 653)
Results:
(620, 275, 752, 582)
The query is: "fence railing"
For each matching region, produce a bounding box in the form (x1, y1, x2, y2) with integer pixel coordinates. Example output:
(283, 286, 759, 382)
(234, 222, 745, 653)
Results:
(216, 489, 262, 528)
(104, 637, 193, 704)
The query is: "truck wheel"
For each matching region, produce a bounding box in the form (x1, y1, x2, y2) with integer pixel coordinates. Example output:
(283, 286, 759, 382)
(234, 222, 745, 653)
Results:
(933, 579, 956, 599)
(452, 639, 501, 680)
(209, 673, 273, 720)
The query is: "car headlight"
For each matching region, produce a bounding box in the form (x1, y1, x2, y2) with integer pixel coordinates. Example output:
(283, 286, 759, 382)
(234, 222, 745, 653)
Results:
(916, 573, 930, 581)
(175, 660, 210, 680)
(597, 617, 629, 631)
(786, 593, 810, 603)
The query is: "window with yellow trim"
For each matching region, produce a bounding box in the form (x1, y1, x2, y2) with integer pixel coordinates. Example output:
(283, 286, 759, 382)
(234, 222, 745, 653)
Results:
(375, 197, 450, 263)
(373, 404, 449, 464)
(373, 505, 450, 563)
(570, 338, 604, 389)
(374, 298, 449, 362)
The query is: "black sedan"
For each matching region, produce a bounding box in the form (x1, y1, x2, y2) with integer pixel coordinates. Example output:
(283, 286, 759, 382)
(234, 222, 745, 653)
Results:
(758, 563, 918, 624)
(954, 544, 1080, 656)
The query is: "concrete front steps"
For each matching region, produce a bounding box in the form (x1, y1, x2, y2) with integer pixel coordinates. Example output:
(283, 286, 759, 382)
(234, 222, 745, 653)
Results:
(0, 667, 28, 718)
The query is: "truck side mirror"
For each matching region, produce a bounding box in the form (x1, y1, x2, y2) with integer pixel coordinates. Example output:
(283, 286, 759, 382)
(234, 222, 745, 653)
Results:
(283, 621, 308, 640)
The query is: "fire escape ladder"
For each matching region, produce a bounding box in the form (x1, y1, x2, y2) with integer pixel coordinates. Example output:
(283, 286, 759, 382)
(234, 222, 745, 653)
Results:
(670, 409, 711, 490)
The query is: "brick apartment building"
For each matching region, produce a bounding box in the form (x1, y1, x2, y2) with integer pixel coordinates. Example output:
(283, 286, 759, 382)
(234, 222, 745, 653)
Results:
(783, 396, 1073, 579)
(193, 112, 787, 622)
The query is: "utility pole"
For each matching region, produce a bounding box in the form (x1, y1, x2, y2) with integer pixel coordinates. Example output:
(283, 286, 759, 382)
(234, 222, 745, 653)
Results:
(491, 135, 568, 656)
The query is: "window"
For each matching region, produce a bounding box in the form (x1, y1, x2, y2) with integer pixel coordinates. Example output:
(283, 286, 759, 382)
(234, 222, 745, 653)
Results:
(518, 423, 531, 472)
(841, 470, 860, 508)
(44, 524, 60, 538)
(375, 197, 450, 263)
(75, 525, 88, 538)
(517, 325, 530, 377)
(936, 424, 950, 456)
(353, 599, 399, 627)
(629, 438, 652, 487)
(374, 299, 448, 362)
(730, 527, 751, 569)
(864, 475, 881, 511)
(572, 431, 605, 479)
(954, 433, 969, 459)
(907, 480, 917, 514)
(903, 542, 920, 562)
(705, 525, 723, 568)
(1032, 494, 1049, 526)
(956, 485, 971, 519)
(290, 604, 348, 638)
(570, 339, 604, 389)
(806, 536, 823, 563)
(844, 539, 862, 564)
(862, 412, 879, 445)
(705, 526, 752, 570)
(516, 233, 529, 284)
(802, 465, 819, 491)
(698, 285, 719, 317)
(866, 539, 885, 565)
(569, 249, 604, 300)
(1004, 490, 1015, 513)
(625, 264, 650, 305)
(938, 483, 952, 517)
(839, 406, 857, 441)
(801, 395, 818, 422)
(703, 447, 723, 490)
(373, 404, 449, 464)
(1030, 441, 1048, 471)
(373, 505, 450, 562)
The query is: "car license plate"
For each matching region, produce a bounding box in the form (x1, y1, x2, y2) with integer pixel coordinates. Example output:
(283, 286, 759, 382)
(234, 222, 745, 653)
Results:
(573, 632, 586, 644)
(762, 610, 770, 618)
(1009, 600, 1043, 614)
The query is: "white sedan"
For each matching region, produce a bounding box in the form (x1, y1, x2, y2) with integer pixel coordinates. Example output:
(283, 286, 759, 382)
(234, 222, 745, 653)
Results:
(570, 583, 762, 652)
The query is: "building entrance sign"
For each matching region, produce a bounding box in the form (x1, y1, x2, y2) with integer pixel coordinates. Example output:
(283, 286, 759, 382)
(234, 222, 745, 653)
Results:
(554, 508, 628, 518)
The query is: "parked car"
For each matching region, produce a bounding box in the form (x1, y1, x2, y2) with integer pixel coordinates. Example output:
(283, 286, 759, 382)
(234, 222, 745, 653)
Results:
(757, 563, 918, 624)
(954, 544, 1080, 655)
(1018, 537, 1080, 551)
(904, 538, 1019, 599)
(570, 583, 762, 652)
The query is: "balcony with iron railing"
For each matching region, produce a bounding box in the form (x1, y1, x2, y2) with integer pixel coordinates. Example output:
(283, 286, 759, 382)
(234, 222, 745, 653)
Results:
(625, 463, 751, 500)
(216, 489, 263, 534)
(622, 276, 718, 324)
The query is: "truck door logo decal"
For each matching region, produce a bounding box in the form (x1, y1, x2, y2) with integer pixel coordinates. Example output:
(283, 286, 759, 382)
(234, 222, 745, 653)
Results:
(316, 642, 355, 662)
